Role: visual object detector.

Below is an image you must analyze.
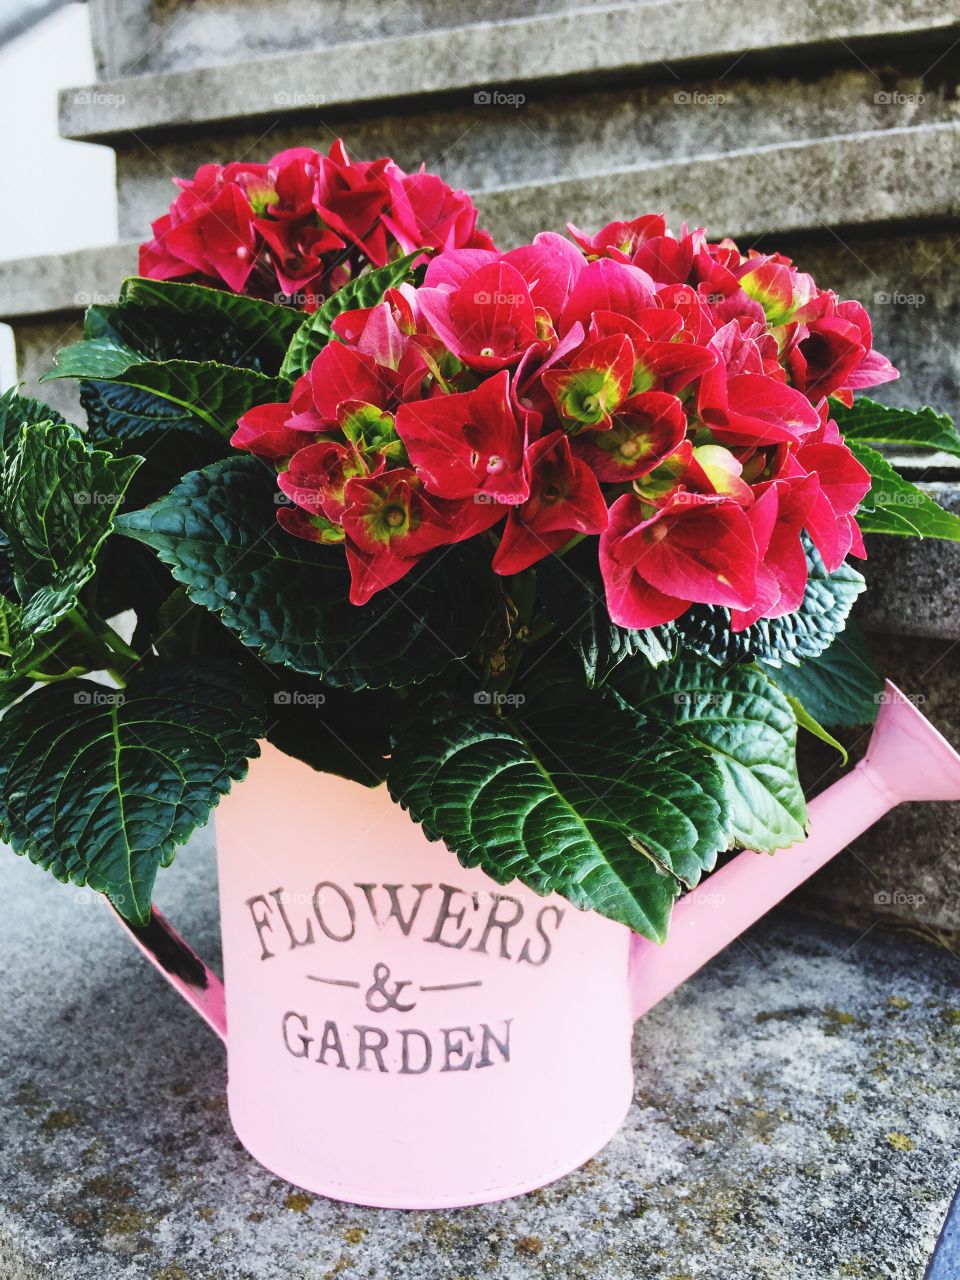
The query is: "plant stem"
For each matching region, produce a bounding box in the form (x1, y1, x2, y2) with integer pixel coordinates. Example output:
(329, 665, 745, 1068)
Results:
(65, 607, 132, 687)
(25, 665, 89, 684)
(555, 532, 586, 557)
(98, 626, 140, 665)
(485, 567, 540, 701)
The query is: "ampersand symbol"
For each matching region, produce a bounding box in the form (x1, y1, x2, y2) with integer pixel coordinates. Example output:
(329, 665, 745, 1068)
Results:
(364, 962, 416, 1013)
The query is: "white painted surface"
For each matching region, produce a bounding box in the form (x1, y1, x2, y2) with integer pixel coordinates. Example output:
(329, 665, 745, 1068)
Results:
(0, 2, 117, 386)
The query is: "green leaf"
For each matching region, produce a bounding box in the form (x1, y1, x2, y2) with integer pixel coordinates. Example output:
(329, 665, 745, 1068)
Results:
(0, 389, 70, 588)
(280, 252, 423, 380)
(609, 655, 806, 851)
(781, 693, 848, 765)
(80, 294, 288, 372)
(264, 675, 394, 788)
(0, 592, 92, 694)
(677, 539, 865, 668)
(118, 276, 303, 368)
(68, 283, 298, 444)
(0, 661, 265, 923)
(760, 620, 882, 727)
(4, 422, 142, 634)
(847, 441, 960, 539)
(538, 541, 675, 685)
(80, 380, 217, 442)
(0, 594, 40, 694)
(116, 454, 495, 690)
(42, 344, 290, 443)
(42, 334, 143, 380)
(388, 692, 729, 941)
(833, 397, 960, 458)
(0, 386, 67, 456)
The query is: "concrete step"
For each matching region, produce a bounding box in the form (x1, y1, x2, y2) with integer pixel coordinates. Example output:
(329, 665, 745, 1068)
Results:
(860, 490, 960, 641)
(64, 0, 960, 139)
(4, 120, 960, 419)
(2, 832, 958, 1277)
(0, 242, 137, 422)
(102, 64, 960, 243)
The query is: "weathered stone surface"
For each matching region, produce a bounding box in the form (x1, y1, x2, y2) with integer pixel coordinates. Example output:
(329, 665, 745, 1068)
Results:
(109, 69, 960, 239)
(483, 121, 960, 256)
(0, 242, 136, 320)
(2, 826, 960, 1279)
(775, 228, 960, 427)
(6, 123, 960, 316)
(62, 0, 960, 140)
(4, 318, 86, 422)
(0, 243, 133, 419)
(859, 488, 960, 640)
(86, 0, 618, 80)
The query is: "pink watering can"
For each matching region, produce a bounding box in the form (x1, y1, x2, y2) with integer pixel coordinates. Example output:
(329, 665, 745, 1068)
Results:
(112, 681, 960, 1209)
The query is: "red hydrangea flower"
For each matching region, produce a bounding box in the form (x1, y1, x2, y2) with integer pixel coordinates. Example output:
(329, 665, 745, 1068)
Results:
(395, 371, 529, 504)
(139, 140, 495, 310)
(573, 392, 686, 482)
(235, 210, 896, 622)
(382, 167, 496, 257)
(599, 491, 760, 629)
(231, 402, 310, 461)
(493, 432, 608, 574)
(340, 471, 500, 605)
(541, 333, 635, 430)
(278, 439, 379, 523)
(415, 262, 539, 370)
(141, 173, 257, 293)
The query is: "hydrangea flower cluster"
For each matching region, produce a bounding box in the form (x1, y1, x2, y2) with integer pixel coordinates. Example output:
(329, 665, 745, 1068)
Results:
(232, 217, 898, 624)
(139, 139, 494, 309)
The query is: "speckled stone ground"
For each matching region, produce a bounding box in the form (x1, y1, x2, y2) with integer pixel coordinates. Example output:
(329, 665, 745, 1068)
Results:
(2, 831, 959, 1280)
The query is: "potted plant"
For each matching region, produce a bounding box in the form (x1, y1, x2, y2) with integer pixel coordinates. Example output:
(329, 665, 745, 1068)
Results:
(3, 143, 960, 1207)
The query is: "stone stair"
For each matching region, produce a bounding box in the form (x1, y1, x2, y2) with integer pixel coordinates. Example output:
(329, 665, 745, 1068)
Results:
(0, 0, 959, 941)
(3, 831, 959, 1279)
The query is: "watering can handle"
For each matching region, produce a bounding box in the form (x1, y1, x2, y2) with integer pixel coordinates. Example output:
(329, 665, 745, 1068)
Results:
(107, 900, 228, 1042)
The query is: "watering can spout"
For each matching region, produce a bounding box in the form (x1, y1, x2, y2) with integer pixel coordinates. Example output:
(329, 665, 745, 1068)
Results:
(861, 684, 960, 803)
(629, 681, 960, 1020)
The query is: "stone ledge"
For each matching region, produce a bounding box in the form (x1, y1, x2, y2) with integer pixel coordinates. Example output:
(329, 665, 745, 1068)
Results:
(60, 0, 960, 141)
(2, 835, 959, 1279)
(3, 122, 959, 326)
(481, 122, 960, 244)
(860, 484, 960, 641)
(0, 243, 138, 322)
